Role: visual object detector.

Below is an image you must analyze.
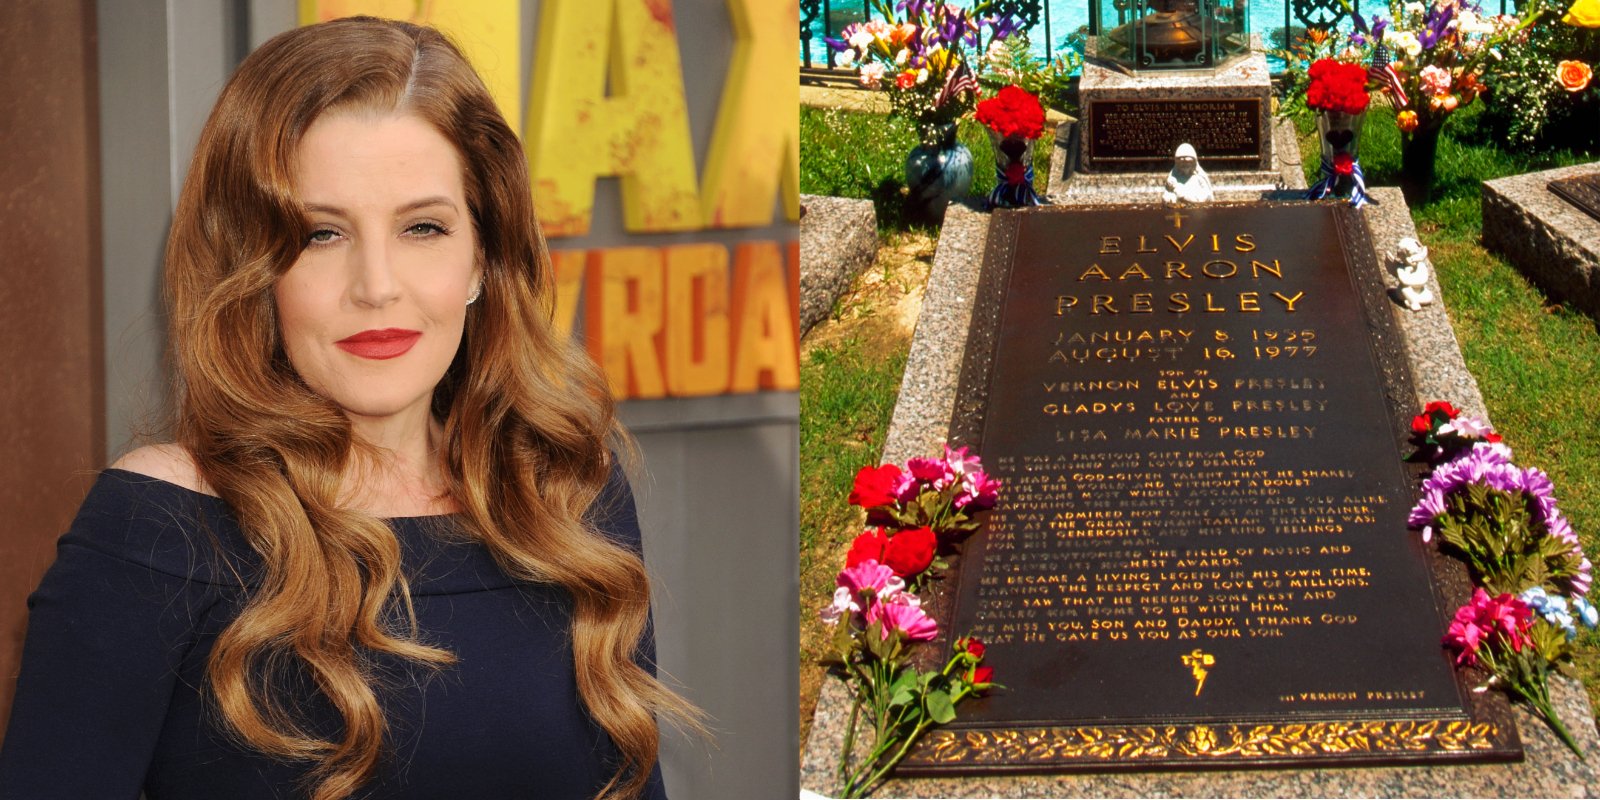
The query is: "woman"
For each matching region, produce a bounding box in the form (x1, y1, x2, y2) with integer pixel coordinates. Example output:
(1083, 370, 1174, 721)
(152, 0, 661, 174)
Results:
(0, 16, 693, 800)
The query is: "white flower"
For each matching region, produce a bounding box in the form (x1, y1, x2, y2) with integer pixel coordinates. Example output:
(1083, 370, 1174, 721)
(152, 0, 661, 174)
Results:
(819, 586, 858, 626)
(859, 62, 886, 87)
(916, 68, 929, 85)
(848, 29, 873, 50)
(834, 49, 857, 68)
(1384, 30, 1423, 59)
(895, 47, 910, 66)
(1403, 1, 1426, 18)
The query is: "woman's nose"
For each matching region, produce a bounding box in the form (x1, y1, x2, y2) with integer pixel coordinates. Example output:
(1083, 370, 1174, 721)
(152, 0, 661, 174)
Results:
(348, 237, 401, 308)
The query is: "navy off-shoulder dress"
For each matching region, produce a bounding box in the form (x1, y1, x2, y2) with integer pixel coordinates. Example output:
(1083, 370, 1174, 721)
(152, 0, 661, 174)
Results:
(0, 467, 667, 799)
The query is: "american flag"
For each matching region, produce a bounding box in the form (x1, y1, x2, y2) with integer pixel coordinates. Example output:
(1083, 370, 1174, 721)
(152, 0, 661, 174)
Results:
(937, 63, 979, 109)
(1368, 45, 1409, 107)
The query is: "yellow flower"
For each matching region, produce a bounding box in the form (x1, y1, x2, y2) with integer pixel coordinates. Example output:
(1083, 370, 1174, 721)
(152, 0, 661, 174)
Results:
(1397, 110, 1419, 132)
(1563, 0, 1600, 27)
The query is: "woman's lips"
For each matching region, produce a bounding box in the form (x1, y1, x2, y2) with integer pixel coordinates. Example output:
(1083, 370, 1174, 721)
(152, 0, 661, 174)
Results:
(335, 328, 421, 360)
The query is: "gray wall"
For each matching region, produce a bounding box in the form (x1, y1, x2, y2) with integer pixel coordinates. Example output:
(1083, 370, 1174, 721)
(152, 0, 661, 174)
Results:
(95, 1, 797, 796)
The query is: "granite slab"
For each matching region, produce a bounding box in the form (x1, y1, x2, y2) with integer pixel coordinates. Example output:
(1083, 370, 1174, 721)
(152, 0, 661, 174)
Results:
(798, 188, 1600, 798)
(800, 194, 879, 337)
(1482, 162, 1600, 321)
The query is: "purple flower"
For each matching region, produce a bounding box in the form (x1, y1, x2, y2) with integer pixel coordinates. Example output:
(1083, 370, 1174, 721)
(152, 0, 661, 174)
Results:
(1370, 17, 1389, 40)
(987, 12, 1022, 41)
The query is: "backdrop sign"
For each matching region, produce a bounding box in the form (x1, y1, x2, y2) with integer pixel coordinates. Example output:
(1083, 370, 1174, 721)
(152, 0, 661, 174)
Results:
(301, 0, 801, 399)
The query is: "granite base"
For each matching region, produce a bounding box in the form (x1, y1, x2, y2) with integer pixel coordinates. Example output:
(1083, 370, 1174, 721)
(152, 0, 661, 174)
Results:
(1482, 162, 1600, 321)
(799, 194, 879, 337)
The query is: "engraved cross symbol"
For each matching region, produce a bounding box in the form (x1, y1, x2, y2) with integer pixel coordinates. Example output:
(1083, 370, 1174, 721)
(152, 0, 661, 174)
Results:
(1167, 209, 1188, 229)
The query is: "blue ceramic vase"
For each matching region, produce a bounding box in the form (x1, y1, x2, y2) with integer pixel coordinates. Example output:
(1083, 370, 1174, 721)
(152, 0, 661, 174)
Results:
(904, 121, 973, 219)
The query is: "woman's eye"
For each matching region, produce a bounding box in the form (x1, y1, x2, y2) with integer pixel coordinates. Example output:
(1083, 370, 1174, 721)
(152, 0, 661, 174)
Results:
(306, 228, 340, 246)
(406, 222, 448, 237)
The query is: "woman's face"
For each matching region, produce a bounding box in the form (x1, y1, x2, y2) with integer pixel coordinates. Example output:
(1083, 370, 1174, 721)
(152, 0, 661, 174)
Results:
(276, 111, 479, 430)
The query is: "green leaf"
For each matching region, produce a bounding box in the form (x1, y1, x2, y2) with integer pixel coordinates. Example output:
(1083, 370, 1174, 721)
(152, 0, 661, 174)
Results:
(926, 689, 957, 724)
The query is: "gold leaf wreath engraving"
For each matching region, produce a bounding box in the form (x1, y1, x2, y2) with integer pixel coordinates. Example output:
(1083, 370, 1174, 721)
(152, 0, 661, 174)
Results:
(917, 720, 1500, 764)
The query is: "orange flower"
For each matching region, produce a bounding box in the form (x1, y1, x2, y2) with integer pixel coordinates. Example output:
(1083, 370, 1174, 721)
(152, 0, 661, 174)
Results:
(1397, 110, 1419, 132)
(1441, 94, 1459, 111)
(1558, 60, 1593, 92)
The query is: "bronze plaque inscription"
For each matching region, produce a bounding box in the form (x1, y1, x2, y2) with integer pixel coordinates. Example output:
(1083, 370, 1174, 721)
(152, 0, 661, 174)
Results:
(1087, 98, 1262, 170)
(1549, 173, 1600, 224)
(904, 204, 1519, 772)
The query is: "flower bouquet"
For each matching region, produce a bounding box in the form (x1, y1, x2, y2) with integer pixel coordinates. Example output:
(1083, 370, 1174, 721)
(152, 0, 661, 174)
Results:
(974, 85, 1048, 209)
(1407, 401, 1596, 755)
(828, 1, 1020, 216)
(822, 444, 1003, 796)
(1304, 57, 1375, 207)
(1349, 0, 1558, 200)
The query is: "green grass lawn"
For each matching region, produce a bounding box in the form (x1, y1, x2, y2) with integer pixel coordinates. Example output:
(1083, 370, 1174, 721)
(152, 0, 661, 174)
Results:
(802, 98, 1600, 728)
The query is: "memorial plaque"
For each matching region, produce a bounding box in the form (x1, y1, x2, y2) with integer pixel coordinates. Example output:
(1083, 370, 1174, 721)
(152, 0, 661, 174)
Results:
(902, 204, 1520, 773)
(1549, 173, 1600, 224)
(1086, 98, 1263, 171)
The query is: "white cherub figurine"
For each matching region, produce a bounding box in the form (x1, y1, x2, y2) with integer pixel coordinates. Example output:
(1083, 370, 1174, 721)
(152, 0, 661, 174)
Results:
(1394, 237, 1434, 311)
(1163, 143, 1215, 205)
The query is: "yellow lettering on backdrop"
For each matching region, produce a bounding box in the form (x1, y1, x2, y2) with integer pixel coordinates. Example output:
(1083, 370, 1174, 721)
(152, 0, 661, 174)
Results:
(729, 242, 798, 392)
(700, 0, 801, 228)
(549, 249, 589, 339)
(527, 0, 700, 237)
(663, 245, 731, 396)
(586, 248, 667, 399)
(299, 0, 522, 133)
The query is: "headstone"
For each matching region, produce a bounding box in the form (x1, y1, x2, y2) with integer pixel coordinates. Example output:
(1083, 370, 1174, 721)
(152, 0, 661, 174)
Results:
(896, 203, 1519, 773)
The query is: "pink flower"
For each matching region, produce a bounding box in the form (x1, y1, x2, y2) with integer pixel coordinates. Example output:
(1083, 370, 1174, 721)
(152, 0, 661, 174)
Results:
(1420, 65, 1452, 96)
(837, 559, 904, 604)
(956, 469, 1002, 510)
(819, 586, 857, 626)
(906, 455, 955, 490)
(1443, 589, 1533, 665)
(867, 595, 939, 641)
(858, 62, 886, 87)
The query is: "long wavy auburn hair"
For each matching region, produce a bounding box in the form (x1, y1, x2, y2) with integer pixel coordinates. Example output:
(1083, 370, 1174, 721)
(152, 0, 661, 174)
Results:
(163, 17, 694, 800)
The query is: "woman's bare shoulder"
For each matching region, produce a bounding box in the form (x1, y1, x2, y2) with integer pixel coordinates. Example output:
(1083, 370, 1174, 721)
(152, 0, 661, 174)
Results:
(111, 444, 218, 496)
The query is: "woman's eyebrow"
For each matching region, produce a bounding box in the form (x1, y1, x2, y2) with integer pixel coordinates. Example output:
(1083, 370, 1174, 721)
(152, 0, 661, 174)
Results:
(302, 196, 459, 217)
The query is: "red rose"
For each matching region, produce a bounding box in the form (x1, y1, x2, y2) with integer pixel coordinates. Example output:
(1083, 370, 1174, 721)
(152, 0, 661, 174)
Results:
(1333, 152, 1354, 176)
(970, 665, 995, 689)
(883, 526, 937, 577)
(1411, 413, 1434, 434)
(849, 463, 903, 509)
(895, 71, 917, 90)
(1424, 400, 1460, 419)
(965, 638, 986, 659)
(1486, 432, 1503, 443)
(844, 528, 889, 568)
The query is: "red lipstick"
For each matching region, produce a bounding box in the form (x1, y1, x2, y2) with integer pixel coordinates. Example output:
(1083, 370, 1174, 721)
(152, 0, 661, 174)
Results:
(335, 328, 421, 360)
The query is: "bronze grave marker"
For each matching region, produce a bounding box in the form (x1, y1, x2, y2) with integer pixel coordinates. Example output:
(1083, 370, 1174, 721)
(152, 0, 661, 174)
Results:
(1549, 173, 1600, 224)
(901, 204, 1520, 772)
(1085, 98, 1264, 171)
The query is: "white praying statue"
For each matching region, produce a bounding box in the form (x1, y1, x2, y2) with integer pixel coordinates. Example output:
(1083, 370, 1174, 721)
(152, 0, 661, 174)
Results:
(1394, 237, 1435, 311)
(1163, 143, 1214, 205)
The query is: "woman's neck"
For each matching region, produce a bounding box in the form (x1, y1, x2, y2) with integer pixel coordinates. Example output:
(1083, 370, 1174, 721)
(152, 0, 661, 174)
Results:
(340, 413, 460, 517)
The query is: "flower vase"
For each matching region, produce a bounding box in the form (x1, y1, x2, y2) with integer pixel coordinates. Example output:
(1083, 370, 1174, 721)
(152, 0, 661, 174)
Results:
(1308, 110, 1368, 207)
(984, 129, 1045, 209)
(904, 122, 973, 220)
(1400, 120, 1444, 205)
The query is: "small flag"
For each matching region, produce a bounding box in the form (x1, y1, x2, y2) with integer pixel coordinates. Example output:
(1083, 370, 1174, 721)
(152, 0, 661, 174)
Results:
(937, 63, 979, 109)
